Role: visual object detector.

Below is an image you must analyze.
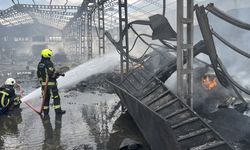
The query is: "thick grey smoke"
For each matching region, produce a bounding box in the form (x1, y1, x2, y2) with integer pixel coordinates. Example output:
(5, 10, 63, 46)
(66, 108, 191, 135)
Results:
(164, 0, 250, 114)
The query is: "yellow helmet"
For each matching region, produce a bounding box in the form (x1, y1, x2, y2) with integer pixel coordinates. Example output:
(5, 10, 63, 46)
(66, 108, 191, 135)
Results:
(41, 49, 53, 58)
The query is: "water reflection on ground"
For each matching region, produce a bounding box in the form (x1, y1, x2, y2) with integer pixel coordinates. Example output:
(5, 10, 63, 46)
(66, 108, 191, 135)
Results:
(0, 90, 150, 150)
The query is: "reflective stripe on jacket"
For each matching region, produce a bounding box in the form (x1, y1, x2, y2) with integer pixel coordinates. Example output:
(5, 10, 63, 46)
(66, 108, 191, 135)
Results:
(0, 91, 10, 107)
(41, 82, 56, 86)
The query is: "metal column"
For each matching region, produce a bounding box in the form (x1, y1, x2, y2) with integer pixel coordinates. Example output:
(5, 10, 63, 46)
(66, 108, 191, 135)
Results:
(76, 18, 81, 60)
(177, 0, 194, 108)
(98, 0, 105, 55)
(66, 23, 77, 60)
(62, 29, 67, 53)
(118, 0, 129, 77)
(87, 6, 93, 59)
(73, 21, 78, 58)
(80, 14, 86, 59)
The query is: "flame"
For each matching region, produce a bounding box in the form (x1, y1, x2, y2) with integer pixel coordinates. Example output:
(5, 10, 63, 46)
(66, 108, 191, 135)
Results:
(202, 75, 217, 90)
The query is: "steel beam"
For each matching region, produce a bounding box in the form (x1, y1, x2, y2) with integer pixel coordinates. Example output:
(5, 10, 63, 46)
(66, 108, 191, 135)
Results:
(0, 4, 77, 28)
(80, 15, 86, 58)
(118, 0, 129, 77)
(32, 9, 76, 16)
(98, 0, 105, 55)
(31, 11, 72, 21)
(76, 18, 81, 59)
(87, 6, 94, 59)
(0, 6, 17, 17)
(29, 11, 68, 29)
(177, 0, 194, 108)
(0, 12, 33, 26)
(19, 4, 79, 10)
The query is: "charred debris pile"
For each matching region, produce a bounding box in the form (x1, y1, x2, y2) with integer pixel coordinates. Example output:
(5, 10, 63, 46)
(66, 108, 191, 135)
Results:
(74, 72, 120, 93)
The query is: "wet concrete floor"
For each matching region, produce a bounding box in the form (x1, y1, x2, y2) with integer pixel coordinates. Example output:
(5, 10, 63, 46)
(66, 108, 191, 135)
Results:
(0, 86, 151, 150)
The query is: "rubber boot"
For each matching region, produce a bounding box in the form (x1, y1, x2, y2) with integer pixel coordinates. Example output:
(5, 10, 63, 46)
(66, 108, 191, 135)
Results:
(43, 114, 50, 120)
(43, 109, 49, 118)
(55, 109, 66, 115)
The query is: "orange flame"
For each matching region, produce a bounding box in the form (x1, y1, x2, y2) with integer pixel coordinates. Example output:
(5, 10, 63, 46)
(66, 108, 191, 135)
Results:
(202, 75, 217, 90)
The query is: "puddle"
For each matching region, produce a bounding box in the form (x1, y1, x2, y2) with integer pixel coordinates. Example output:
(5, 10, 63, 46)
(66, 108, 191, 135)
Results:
(0, 89, 150, 150)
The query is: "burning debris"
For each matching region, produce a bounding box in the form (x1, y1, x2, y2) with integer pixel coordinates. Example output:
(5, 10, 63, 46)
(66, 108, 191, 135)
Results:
(202, 74, 218, 90)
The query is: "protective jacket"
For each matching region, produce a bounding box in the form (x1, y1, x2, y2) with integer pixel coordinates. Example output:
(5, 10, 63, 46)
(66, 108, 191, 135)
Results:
(37, 57, 58, 86)
(0, 85, 21, 115)
(0, 85, 15, 108)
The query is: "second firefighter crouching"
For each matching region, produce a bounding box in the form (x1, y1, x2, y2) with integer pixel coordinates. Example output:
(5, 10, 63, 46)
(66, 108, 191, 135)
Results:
(0, 78, 22, 115)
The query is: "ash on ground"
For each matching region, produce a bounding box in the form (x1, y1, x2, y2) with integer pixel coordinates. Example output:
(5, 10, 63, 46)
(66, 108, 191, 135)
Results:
(71, 73, 121, 94)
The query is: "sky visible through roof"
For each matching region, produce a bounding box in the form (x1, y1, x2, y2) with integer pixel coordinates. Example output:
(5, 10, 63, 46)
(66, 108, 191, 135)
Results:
(0, 0, 185, 10)
(0, 0, 83, 10)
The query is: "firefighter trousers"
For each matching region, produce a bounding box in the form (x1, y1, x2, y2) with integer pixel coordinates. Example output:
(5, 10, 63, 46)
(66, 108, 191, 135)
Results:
(42, 85, 61, 115)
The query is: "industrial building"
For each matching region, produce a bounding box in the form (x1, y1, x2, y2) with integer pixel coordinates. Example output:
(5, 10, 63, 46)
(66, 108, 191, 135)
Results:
(1, 0, 250, 150)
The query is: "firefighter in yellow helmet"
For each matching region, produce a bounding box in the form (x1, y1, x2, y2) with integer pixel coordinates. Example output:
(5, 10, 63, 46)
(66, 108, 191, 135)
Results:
(0, 78, 22, 115)
(37, 48, 66, 116)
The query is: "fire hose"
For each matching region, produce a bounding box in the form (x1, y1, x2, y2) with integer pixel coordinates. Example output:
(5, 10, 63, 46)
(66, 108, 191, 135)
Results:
(39, 78, 48, 113)
(17, 83, 41, 114)
(17, 79, 49, 115)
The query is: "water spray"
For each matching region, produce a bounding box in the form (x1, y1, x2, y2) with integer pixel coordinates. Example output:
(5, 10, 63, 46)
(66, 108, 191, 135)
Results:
(21, 53, 120, 102)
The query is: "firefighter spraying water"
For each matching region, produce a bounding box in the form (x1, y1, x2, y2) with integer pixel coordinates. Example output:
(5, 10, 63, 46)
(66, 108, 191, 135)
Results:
(20, 53, 120, 114)
(37, 48, 66, 116)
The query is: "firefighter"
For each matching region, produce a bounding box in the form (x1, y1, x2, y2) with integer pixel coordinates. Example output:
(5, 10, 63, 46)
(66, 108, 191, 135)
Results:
(37, 48, 66, 116)
(0, 78, 22, 115)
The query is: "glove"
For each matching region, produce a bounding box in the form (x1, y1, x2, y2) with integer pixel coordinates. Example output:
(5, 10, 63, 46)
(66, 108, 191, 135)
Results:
(38, 78, 42, 85)
(14, 95, 22, 105)
(55, 72, 65, 78)
(60, 73, 65, 77)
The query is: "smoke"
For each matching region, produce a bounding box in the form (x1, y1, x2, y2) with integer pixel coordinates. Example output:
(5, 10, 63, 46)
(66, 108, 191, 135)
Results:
(21, 53, 120, 102)
(207, 6, 250, 89)
(190, 1, 250, 104)
(164, 66, 235, 115)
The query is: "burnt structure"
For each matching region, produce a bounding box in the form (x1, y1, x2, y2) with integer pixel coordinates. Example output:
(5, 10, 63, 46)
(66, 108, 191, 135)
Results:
(107, 2, 250, 150)
(1, 0, 250, 150)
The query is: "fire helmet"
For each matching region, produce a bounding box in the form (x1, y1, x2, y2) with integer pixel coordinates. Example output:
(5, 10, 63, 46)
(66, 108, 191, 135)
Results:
(5, 78, 16, 86)
(41, 49, 53, 58)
